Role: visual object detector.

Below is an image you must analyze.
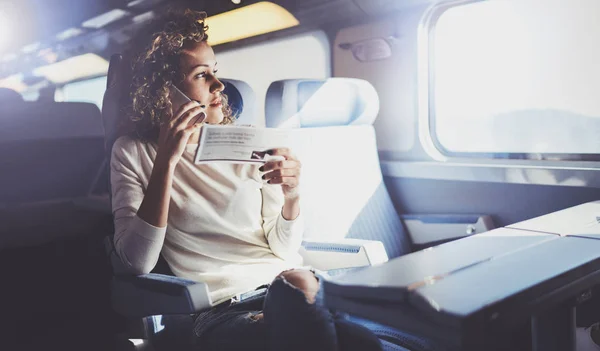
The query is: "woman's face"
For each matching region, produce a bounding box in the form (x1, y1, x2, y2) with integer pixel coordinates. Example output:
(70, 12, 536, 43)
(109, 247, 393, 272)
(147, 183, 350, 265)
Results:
(178, 41, 224, 125)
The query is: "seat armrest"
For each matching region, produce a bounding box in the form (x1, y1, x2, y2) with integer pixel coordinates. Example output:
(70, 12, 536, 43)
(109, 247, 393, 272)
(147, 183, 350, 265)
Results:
(111, 273, 212, 317)
(300, 238, 388, 271)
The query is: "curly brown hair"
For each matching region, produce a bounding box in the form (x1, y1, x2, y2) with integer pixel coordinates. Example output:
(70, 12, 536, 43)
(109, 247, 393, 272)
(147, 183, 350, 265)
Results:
(126, 9, 235, 142)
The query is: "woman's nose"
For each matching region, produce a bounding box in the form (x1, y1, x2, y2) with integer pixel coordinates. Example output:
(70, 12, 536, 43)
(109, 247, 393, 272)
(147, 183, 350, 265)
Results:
(210, 77, 225, 94)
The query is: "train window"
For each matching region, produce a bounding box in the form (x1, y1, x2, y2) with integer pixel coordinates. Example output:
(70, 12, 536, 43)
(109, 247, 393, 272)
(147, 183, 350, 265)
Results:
(57, 76, 107, 109)
(430, 0, 600, 159)
(216, 30, 330, 125)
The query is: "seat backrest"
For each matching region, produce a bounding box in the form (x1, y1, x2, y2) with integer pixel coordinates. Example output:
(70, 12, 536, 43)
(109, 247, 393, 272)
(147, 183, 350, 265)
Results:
(265, 78, 411, 259)
(101, 54, 171, 275)
(224, 78, 256, 126)
(101, 54, 129, 165)
(1, 101, 104, 141)
(0, 100, 105, 204)
(0, 87, 24, 103)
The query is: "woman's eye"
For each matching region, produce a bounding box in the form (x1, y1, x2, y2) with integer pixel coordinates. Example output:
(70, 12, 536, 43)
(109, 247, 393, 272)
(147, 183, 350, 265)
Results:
(194, 72, 206, 79)
(213, 69, 218, 75)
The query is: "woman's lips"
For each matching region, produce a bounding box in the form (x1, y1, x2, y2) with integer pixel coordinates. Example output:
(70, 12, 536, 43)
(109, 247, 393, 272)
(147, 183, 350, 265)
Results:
(209, 97, 222, 107)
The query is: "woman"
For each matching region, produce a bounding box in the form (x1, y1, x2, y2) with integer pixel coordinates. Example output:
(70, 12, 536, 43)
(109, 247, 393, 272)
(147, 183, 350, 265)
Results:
(111, 8, 384, 351)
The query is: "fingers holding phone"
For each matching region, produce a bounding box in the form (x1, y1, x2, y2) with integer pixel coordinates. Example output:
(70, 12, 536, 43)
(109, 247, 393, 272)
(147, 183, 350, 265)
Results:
(170, 84, 207, 128)
(172, 101, 206, 129)
(158, 100, 206, 166)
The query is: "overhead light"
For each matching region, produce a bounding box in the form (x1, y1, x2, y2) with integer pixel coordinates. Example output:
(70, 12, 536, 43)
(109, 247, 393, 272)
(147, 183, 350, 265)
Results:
(127, 0, 146, 7)
(33, 53, 109, 84)
(82, 9, 130, 29)
(133, 11, 155, 23)
(22, 42, 41, 54)
(204, 2, 299, 46)
(56, 27, 85, 41)
(0, 73, 27, 92)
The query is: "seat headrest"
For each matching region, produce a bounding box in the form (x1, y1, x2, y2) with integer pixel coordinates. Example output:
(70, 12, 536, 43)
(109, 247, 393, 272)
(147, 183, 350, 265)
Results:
(102, 54, 129, 156)
(106, 54, 123, 91)
(0, 101, 103, 142)
(0, 88, 24, 103)
(220, 78, 256, 126)
(265, 78, 379, 128)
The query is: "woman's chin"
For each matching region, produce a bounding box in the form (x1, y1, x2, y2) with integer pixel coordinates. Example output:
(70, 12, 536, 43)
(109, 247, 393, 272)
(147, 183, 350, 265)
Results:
(205, 111, 224, 125)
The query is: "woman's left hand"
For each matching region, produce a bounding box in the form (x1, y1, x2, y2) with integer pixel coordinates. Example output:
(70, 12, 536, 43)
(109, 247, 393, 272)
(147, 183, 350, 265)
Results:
(259, 148, 301, 199)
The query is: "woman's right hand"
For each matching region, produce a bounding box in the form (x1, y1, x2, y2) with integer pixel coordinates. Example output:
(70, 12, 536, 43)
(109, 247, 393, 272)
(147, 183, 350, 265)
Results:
(156, 101, 206, 167)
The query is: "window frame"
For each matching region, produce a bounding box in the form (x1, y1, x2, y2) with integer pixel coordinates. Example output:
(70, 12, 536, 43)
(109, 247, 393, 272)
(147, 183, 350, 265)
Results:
(421, 0, 600, 162)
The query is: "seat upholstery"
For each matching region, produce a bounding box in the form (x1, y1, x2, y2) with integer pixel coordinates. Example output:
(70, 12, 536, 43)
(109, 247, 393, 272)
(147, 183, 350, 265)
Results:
(1, 101, 103, 142)
(224, 78, 256, 126)
(101, 54, 129, 163)
(0, 87, 24, 103)
(101, 54, 167, 275)
(265, 79, 434, 351)
(0, 101, 104, 204)
(0, 90, 115, 347)
(265, 78, 411, 259)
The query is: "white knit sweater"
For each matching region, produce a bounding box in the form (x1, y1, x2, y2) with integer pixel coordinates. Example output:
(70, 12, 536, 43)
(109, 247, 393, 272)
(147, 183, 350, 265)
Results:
(110, 135, 304, 304)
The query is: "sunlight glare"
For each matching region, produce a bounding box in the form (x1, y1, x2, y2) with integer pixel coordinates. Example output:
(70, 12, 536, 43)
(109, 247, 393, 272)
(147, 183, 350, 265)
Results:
(0, 11, 12, 53)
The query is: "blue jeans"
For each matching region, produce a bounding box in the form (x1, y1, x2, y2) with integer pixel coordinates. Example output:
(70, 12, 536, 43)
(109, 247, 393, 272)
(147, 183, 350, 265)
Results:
(192, 273, 435, 351)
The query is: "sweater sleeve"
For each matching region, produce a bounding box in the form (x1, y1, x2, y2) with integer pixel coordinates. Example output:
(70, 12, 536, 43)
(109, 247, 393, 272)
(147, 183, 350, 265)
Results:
(111, 137, 166, 274)
(261, 183, 304, 261)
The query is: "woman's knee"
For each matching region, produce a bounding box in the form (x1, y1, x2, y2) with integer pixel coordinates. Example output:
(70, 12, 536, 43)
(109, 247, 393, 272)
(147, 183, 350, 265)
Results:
(276, 269, 320, 303)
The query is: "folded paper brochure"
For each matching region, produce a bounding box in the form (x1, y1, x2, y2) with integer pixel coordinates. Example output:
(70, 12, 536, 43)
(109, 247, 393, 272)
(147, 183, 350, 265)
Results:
(194, 125, 291, 164)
